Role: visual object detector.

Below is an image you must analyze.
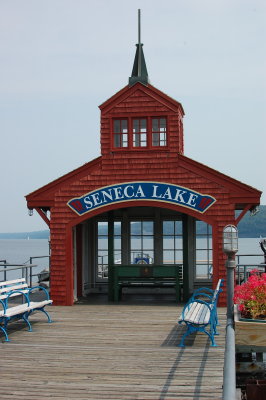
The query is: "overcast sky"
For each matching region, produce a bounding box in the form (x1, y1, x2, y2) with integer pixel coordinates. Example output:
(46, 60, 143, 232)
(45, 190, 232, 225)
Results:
(0, 0, 265, 233)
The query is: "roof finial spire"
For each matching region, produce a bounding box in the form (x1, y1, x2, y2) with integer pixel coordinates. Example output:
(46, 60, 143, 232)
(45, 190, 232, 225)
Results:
(137, 9, 142, 77)
(138, 9, 141, 44)
(129, 9, 149, 86)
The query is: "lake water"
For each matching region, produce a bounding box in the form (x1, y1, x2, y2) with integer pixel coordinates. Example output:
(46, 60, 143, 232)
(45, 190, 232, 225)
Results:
(0, 239, 50, 282)
(236, 237, 265, 264)
(0, 237, 265, 282)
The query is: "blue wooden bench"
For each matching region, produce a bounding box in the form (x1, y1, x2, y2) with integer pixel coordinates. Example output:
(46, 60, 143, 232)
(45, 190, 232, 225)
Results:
(178, 279, 223, 347)
(0, 278, 53, 342)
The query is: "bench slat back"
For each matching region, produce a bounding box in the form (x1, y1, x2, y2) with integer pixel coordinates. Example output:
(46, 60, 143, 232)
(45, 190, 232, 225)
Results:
(182, 301, 211, 324)
(179, 279, 223, 325)
(0, 278, 26, 286)
(0, 278, 29, 300)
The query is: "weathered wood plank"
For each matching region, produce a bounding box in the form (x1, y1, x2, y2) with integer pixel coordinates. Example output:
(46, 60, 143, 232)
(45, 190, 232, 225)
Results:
(0, 300, 226, 399)
(234, 305, 266, 347)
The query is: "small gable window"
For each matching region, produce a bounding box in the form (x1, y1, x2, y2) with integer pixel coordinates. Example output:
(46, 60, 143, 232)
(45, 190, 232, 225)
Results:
(113, 119, 128, 148)
(133, 118, 147, 147)
(152, 118, 167, 146)
(112, 117, 167, 149)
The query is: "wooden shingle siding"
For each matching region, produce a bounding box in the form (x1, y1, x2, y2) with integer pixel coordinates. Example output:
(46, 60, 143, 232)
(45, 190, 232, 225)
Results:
(25, 81, 261, 306)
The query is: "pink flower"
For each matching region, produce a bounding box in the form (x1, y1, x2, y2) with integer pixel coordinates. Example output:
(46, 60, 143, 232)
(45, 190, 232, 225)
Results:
(234, 270, 266, 319)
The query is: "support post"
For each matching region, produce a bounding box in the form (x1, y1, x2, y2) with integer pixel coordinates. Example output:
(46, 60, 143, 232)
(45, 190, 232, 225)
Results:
(223, 317, 236, 400)
(223, 254, 236, 400)
(223, 255, 237, 399)
(108, 211, 114, 301)
(226, 255, 236, 320)
(222, 225, 238, 400)
(182, 215, 195, 302)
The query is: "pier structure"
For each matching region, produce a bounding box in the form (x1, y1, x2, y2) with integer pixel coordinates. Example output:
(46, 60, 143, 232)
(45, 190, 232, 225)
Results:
(25, 11, 261, 306)
(0, 299, 227, 399)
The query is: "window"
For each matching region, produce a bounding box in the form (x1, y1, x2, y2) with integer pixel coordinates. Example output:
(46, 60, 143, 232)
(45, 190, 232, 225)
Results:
(97, 221, 121, 279)
(113, 119, 128, 148)
(195, 221, 212, 280)
(130, 221, 154, 264)
(163, 220, 183, 264)
(112, 117, 167, 149)
(152, 118, 167, 146)
(97, 222, 108, 279)
(133, 119, 147, 147)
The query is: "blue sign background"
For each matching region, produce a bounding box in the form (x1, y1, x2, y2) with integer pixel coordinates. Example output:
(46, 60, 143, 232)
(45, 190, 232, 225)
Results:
(67, 182, 216, 216)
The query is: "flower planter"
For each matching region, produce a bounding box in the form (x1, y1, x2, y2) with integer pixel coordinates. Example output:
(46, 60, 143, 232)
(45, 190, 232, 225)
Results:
(234, 305, 266, 347)
(246, 379, 266, 400)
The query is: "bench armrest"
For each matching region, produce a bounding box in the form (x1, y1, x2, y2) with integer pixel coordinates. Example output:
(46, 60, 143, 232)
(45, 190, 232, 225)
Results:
(192, 292, 213, 301)
(28, 286, 51, 301)
(6, 290, 30, 307)
(0, 298, 7, 313)
(192, 287, 214, 295)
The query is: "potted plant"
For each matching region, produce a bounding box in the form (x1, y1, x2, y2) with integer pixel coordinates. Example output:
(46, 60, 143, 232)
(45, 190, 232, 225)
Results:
(234, 270, 266, 320)
(234, 270, 266, 347)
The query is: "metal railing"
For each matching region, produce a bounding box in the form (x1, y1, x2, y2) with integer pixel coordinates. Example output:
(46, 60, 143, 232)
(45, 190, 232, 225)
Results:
(0, 256, 50, 287)
(223, 254, 265, 399)
(0, 260, 7, 281)
(223, 316, 236, 399)
(0, 264, 38, 285)
(29, 256, 50, 286)
(236, 253, 265, 284)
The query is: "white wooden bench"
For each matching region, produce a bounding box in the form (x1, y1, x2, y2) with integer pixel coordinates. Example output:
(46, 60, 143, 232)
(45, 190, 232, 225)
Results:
(178, 279, 223, 347)
(0, 278, 53, 342)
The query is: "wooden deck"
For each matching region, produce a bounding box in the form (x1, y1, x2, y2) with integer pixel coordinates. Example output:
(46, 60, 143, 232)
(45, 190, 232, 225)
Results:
(0, 296, 226, 399)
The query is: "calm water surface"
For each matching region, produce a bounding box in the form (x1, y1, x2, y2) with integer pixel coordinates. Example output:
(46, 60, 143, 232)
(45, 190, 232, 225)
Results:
(0, 237, 264, 282)
(0, 239, 50, 282)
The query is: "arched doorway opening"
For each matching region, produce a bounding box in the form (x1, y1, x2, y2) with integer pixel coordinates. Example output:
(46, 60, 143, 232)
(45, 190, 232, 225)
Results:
(73, 206, 213, 302)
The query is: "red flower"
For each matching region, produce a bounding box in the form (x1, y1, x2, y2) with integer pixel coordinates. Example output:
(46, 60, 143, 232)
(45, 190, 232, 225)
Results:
(234, 270, 266, 319)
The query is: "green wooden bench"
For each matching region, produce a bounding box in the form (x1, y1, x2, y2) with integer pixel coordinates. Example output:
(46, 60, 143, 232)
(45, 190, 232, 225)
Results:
(109, 264, 182, 302)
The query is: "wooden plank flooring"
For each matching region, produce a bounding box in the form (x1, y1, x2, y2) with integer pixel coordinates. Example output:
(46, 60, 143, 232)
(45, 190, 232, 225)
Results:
(0, 297, 226, 399)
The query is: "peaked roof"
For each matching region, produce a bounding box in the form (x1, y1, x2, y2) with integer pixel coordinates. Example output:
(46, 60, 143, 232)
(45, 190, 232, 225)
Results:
(25, 151, 261, 211)
(99, 81, 184, 115)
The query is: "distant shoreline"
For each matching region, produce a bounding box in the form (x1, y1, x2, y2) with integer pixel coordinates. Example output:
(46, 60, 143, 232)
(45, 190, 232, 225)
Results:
(0, 205, 265, 240)
(0, 231, 50, 240)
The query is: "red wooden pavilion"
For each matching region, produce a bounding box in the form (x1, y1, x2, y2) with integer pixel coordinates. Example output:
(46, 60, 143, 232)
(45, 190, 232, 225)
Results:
(26, 25, 261, 306)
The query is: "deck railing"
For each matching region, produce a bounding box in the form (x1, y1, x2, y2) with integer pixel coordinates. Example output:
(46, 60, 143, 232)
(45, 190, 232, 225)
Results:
(236, 253, 265, 284)
(223, 254, 265, 399)
(29, 255, 50, 286)
(0, 263, 38, 284)
(0, 255, 50, 286)
(222, 316, 237, 400)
